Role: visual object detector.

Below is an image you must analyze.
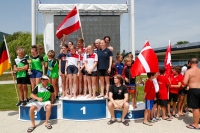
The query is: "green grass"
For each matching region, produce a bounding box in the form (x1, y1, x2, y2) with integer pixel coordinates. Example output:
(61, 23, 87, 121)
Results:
(0, 84, 19, 110)
(0, 74, 13, 81)
(0, 75, 147, 110)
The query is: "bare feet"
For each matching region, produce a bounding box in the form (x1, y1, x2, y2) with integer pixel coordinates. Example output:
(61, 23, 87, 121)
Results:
(74, 95, 77, 99)
(104, 95, 108, 99)
(92, 95, 96, 99)
(68, 95, 72, 99)
(87, 95, 92, 98)
(97, 94, 104, 98)
(133, 105, 137, 109)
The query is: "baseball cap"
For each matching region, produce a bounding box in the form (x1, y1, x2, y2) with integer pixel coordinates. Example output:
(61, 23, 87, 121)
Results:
(41, 75, 49, 80)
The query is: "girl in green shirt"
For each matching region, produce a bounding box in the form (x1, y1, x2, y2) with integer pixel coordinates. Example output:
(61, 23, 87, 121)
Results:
(47, 50, 59, 100)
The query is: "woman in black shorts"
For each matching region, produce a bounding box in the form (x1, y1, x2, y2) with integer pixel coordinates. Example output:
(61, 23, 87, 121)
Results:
(85, 45, 98, 99)
(97, 40, 113, 98)
(65, 45, 80, 99)
(58, 44, 68, 98)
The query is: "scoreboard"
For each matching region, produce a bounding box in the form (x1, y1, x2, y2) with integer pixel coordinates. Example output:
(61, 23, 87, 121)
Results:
(54, 15, 120, 57)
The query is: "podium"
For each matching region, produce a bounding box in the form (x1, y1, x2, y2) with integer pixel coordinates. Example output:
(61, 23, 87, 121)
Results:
(19, 101, 61, 121)
(111, 102, 145, 120)
(19, 97, 145, 121)
(60, 96, 107, 121)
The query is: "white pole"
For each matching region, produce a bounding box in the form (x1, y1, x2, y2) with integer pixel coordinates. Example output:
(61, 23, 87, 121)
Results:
(32, 0, 36, 46)
(130, 0, 135, 59)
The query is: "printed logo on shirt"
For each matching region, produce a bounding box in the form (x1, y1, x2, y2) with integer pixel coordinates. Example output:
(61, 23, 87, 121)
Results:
(104, 52, 107, 54)
(118, 89, 122, 95)
(61, 57, 66, 60)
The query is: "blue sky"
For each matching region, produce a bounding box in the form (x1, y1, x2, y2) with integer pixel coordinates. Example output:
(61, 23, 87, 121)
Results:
(0, 0, 200, 51)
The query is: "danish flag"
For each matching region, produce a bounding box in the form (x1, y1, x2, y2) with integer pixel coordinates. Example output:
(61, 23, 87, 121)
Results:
(56, 6, 81, 39)
(164, 40, 172, 77)
(130, 40, 159, 78)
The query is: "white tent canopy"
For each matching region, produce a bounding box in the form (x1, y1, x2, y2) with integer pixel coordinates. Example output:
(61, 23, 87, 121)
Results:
(38, 4, 128, 13)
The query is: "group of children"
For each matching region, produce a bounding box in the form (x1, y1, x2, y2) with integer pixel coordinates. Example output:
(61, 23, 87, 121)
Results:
(143, 64, 191, 126)
(13, 36, 139, 109)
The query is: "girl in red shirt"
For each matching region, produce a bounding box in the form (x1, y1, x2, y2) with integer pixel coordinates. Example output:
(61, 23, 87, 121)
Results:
(168, 66, 183, 118)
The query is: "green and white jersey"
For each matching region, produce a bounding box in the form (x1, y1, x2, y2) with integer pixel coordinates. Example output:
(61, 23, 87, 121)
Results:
(47, 59, 59, 78)
(29, 55, 44, 72)
(32, 83, 54, 102)
(14, 57, 28, 78)
(42, 54, 48, 63)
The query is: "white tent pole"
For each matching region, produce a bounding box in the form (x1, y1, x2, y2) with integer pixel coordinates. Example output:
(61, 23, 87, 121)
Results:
(32, 0, 36, 46)
(130, 0, 135, 59)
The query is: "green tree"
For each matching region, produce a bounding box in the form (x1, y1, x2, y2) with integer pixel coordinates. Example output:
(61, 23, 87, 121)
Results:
(176, 41, 189, 45)
(4, 31, 43, 65)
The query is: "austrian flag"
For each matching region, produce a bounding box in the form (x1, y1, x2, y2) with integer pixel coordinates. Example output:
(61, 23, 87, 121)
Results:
(56, 6, 81, 39)
(130, 41, 159, 78)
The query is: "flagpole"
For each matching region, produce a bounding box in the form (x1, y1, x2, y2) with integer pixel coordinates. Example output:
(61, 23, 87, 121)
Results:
(3, 35, 19, 101)
(76, 5, 85, 47)
(80, 27, 85, 47)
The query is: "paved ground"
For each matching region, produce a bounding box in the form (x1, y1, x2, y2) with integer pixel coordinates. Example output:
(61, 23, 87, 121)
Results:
(0, 80, 15, 85)
(0, 111, 199, 133)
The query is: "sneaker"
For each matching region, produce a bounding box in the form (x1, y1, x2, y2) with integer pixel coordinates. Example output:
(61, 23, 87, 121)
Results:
(26, 99, 29, 103)
(152, 118, 158, 122)
(16, 101, 22, 106)
(22, 100, 27, 106)
(156, 117, 161, 121)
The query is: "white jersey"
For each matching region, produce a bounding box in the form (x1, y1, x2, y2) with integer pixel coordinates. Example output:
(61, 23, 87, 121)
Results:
(66, 53, 80, 67)
(152, 78, 159, 93)
(84, 53, 98, 71)
(181, 66, 187, 76)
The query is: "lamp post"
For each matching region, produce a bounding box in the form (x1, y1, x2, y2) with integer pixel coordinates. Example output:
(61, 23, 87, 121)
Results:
(31, 0, 36, 46)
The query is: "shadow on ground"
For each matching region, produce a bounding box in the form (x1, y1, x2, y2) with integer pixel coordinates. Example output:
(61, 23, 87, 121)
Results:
(8, 111, 18, 116)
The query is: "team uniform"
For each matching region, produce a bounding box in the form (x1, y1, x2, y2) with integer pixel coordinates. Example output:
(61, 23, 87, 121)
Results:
(169, 74, 184, 102)
(97, 48, 113, 76)
(14, 57, 28, 84)
(85, 53, 98, 76)
(29, 55, 44, 78)
(32, 83, 54, 111)
(122, 65, 136, 93)
(42, 54, 48, 74)
(144, 79, 156, 110)
(115, 62, 124, 75)
(76, 47, 86, 56)
(58, 53, 67, 74)
(47, 59, 59, 79)
(157, 75, 170, 106)
(66, 53, 80, 74)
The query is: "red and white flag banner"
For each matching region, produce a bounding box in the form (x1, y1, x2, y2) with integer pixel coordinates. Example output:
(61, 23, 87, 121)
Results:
(164, 40, 172, 77)
(56, 6, 81, 39)
(130, 40, 159, 78)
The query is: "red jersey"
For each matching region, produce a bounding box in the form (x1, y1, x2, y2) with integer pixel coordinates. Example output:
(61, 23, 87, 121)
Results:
(144, 79, 156, 100)
(169, 74, 183, 94)
(157, 75, 170, 100)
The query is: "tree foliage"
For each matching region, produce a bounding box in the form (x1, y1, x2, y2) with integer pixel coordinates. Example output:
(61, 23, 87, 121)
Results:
(176, 41, 189, 45)
(4, 31, 43, 65)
